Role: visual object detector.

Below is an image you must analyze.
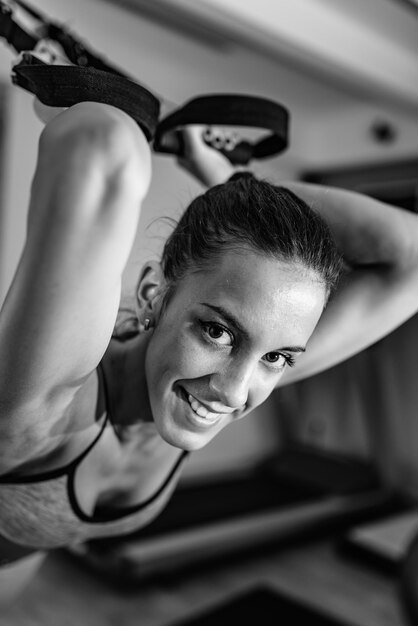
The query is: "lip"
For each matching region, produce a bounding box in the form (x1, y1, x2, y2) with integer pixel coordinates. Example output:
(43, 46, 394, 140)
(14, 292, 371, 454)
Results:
(177, 387, 223, 429)
(181, 388, 235, 416)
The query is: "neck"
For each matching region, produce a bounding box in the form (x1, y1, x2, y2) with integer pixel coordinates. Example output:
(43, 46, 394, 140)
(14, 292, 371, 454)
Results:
(102, 333, 153, 430)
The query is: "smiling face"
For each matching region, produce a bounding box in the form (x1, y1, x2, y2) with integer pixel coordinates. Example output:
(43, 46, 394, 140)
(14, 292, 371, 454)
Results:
(144, 247, 326, 451)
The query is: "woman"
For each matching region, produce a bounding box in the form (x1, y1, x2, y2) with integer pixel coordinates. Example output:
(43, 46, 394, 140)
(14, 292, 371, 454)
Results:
(1, 101, 418, 604)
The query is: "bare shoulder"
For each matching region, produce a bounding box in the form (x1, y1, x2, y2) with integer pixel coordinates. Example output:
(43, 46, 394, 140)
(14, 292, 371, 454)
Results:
(41, 101, 146, 146)
(38, 102, 151, 195)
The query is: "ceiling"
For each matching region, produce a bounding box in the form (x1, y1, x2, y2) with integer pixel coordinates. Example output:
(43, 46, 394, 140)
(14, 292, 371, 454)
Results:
(1, 0, 417, 173)
(106, 0, 418, 111)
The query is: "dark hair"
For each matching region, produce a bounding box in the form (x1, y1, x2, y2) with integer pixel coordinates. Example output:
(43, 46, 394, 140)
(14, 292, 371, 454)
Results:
(113, 173, 342, 339)
(161, 173, 342, 305)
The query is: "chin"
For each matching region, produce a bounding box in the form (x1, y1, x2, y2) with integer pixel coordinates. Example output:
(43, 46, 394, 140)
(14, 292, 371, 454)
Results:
(153, 412, 218, 452)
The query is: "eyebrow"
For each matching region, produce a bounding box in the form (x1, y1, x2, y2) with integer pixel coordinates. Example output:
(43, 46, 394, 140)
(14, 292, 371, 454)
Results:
(199, 302, 306, 353)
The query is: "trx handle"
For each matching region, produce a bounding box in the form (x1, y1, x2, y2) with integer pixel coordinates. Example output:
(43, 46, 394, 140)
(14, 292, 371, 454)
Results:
(154, 94, 289, 165)
(12, 54, 160, 142)
(2, 2, 290, 163)
(3, 0, 125, 76)
(1, 0, 160, 140)
(0, 1, 38, 52)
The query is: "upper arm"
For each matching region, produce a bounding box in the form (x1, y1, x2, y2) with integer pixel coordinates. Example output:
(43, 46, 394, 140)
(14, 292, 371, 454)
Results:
(278, 259, 418, 387)
(0, 103, 150, 448)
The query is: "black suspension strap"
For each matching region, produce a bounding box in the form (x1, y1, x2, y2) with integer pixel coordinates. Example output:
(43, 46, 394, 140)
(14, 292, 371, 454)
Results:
(12, 53, 160, 142)
(1, 0, 161, 140)
(0, 2, 36, 51)
(154, 94, 289, 166)
(0, 0, 290, 163)
(5, 0, 127, 74)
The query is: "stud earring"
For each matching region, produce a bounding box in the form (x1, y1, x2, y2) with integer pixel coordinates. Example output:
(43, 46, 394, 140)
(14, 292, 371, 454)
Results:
(143, 318, 151, 331)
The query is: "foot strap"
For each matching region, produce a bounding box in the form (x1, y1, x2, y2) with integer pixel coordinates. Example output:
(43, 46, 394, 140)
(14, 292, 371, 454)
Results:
(2, 1, 289, 162)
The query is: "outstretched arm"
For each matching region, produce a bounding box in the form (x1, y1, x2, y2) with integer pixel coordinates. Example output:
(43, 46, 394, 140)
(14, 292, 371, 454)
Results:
(177, 126, 418, 385)
(0, 102, 151, 470)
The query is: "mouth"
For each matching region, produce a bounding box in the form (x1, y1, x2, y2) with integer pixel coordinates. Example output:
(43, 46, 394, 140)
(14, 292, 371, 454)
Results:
(178, 387, 224, 426)
(187, 393, 221, 420)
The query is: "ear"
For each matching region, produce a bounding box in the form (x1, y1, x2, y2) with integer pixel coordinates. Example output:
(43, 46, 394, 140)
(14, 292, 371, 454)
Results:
(135, 261, 165, 317)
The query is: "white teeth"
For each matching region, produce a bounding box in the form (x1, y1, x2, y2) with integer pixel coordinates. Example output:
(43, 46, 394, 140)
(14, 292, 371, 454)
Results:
(188, 394, 215, 419)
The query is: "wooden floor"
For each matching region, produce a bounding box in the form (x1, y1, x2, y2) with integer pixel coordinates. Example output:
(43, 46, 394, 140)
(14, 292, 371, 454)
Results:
(0, 537, 410, 626)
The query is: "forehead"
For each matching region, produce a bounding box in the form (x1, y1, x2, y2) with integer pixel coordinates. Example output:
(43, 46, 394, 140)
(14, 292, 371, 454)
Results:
(172, 248, 326, 343)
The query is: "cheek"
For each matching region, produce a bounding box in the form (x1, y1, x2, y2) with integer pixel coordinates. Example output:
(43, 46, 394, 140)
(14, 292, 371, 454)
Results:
(148, 325, 216, 383)
(251, 376, 278, 408)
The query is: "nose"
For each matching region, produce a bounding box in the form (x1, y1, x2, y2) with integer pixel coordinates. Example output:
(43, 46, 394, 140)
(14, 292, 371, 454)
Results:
(209, 357, 256, 410)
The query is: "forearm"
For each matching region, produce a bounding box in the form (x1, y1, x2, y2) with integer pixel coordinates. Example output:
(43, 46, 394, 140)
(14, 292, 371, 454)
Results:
(284, 181, 418, 269)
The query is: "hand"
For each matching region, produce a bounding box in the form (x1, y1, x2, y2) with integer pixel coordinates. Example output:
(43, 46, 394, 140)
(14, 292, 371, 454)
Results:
(177, 125, 236, 188)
